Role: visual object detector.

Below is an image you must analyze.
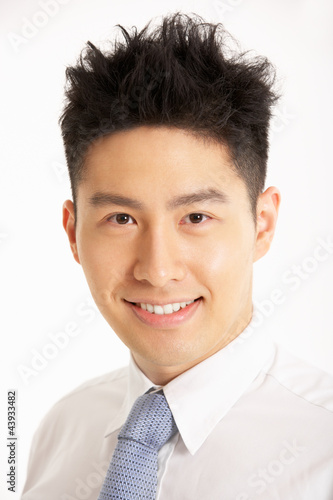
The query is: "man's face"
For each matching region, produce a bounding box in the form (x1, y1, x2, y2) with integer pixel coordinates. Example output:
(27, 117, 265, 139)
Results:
(64, 126, 275, 384)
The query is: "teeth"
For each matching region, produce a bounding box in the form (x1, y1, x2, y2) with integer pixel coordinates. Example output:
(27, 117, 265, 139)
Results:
(136, 299, 196, 314)
(154, 305, 164, 315)
(161, 304, 173, 315)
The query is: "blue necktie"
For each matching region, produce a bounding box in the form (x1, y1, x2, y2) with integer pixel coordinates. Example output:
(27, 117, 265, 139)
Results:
(98, 388, 178, 500)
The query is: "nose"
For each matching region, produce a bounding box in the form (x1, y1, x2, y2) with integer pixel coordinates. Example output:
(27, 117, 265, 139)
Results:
(133, 225, 186, 287)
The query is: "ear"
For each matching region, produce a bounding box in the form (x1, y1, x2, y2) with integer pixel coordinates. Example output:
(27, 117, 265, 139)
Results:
(62, 200, 80, 264)
(253, 186, 281, 262)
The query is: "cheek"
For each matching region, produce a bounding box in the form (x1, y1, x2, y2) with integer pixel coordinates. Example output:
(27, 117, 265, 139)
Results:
(194, 228, 254, 294)
(77, 230, 129, 306)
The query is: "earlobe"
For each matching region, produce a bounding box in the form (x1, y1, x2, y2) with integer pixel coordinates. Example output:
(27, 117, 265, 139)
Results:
(253, 186, 281, 262)
(62, 200, 80, 264)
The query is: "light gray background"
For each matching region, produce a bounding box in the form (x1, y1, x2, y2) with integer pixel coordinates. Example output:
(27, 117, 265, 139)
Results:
(1, 0, 333, 497)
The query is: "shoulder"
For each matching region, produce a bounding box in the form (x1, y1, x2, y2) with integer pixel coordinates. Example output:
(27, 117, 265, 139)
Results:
(54, 365, 129, 407)
(266, 344, 333, 414)
(33, 365, 129, 438)
(22, 366, 129, 496)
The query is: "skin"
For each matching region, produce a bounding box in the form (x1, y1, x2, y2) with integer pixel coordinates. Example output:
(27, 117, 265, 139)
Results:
(63, 126, 280, 385)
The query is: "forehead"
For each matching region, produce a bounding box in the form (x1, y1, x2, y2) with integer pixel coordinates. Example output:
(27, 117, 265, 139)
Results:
(80, 126, 248, 207)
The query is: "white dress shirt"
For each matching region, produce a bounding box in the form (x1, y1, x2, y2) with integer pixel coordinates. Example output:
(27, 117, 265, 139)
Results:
(22, 310, 333, 500)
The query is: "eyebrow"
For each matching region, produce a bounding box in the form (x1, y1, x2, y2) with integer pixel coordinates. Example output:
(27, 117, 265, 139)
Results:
(89, 192, 144, 210)
(88, 187, 230, 210)
(167, 188, 230, 208)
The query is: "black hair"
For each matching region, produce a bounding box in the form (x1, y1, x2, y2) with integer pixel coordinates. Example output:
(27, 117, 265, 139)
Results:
(59, 12, 278, 222)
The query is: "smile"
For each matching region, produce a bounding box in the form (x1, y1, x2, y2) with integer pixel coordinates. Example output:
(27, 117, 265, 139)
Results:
(125, 297, 202, 328)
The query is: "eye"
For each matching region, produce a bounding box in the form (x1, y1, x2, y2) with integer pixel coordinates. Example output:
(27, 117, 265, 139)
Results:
(182, 213, 211, 224)
(106, 213, 135, 225)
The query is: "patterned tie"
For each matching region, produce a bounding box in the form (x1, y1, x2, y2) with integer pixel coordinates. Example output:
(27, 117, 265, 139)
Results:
(98, 388, 178, 500)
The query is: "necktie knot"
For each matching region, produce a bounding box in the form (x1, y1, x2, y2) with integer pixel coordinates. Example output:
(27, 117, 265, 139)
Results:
(119, 391, 177, 451)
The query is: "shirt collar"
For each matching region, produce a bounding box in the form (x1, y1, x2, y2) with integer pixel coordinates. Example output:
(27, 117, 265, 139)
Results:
(105, 305, 275, 455)
(164, 306, 275, 454)
(104, 353, 154, 438)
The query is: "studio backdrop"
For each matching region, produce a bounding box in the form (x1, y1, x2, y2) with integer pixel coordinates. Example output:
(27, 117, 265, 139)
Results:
(1, 0, 332, 497)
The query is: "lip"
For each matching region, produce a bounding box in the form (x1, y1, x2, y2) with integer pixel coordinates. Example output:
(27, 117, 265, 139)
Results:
(124, 297, 202, 328)
(124, 298, 199, 306)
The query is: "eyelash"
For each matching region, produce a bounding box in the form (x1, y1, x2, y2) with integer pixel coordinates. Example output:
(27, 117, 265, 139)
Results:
(181, 213, 211, 224)
(106, 213, 135, 225)
(106, 213, 211, 225)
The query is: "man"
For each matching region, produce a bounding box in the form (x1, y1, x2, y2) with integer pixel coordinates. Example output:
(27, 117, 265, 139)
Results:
(22, 12, 333, 500)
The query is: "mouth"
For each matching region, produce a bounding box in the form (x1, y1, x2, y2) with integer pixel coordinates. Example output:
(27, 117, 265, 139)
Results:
(124, 297, 203, 328)
(126, 297, 202, 315)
